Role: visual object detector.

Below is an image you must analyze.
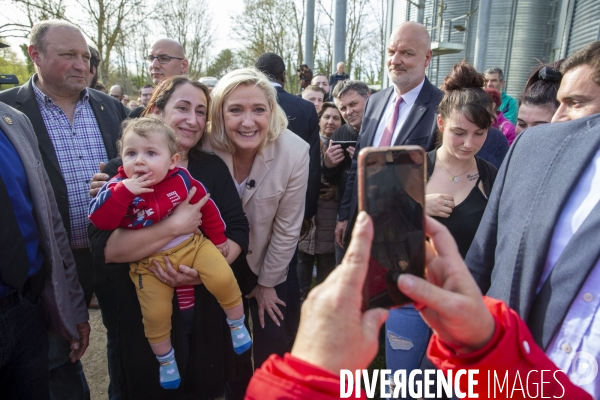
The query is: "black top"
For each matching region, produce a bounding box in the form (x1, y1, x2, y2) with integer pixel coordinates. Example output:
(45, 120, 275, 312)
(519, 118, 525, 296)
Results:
(329, 72, 350, 90)
(128, 105, 145, 119)
(427, 150, 497, 258)
(88, 151, 250, 399)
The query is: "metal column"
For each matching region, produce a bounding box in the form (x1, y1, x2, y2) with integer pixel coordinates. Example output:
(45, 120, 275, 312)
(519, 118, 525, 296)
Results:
(333, 0, 347, 73)
(473, 0, 492, 71)
(305, 0, 315, 69)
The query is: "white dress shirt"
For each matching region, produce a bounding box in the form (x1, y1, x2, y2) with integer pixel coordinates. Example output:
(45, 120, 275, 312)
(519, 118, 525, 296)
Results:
(372, 79, 425, 147)
(538, 147, 600, 398)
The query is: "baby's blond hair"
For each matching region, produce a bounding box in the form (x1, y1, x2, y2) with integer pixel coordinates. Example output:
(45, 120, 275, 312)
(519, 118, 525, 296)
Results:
(118, 117, 179, 156)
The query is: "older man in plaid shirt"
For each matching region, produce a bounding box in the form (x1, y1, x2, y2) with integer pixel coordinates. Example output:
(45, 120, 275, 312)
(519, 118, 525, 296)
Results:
(0, 19, 128, 399)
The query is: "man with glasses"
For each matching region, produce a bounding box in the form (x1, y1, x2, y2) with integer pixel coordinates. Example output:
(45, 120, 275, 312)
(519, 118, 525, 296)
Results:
(146, 38, 189, 85)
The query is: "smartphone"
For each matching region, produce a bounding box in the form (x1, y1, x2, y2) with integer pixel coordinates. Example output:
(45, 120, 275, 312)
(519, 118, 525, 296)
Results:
(331, 141, 357, 151)
(358, 146, 426, 309)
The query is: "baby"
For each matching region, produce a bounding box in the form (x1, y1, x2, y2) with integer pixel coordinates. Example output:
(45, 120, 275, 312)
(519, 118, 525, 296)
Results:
(89, 117, 251, 390)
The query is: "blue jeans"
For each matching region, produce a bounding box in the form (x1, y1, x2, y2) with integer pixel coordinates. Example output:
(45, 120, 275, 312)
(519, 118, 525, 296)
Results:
(0, 291, 50, 399)
(385, 305, 431, 396)
(48, 333, 90, 400)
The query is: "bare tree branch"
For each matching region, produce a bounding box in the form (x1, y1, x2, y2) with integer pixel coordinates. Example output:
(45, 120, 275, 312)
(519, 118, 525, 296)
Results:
(155, 0, 215, 76)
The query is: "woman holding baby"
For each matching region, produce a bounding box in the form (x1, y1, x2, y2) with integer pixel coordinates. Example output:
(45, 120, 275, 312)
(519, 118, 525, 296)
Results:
(89, 69, 308, 399)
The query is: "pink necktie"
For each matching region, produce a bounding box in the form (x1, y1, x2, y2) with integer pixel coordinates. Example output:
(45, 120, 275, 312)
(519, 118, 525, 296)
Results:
(379, 95, 402, 147)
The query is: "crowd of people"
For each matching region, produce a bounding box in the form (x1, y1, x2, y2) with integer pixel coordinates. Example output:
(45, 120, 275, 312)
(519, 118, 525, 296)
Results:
(0, 15, 599, 400)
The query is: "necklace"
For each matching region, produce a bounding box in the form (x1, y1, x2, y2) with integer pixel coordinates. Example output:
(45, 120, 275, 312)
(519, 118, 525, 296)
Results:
(439, 157, 475, 183)
(233, 156, 253, 204)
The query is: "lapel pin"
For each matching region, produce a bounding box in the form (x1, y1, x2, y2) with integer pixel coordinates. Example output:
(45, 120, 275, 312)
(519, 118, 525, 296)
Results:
(101, 106, 104, 111)
(3, 116, 13, 125)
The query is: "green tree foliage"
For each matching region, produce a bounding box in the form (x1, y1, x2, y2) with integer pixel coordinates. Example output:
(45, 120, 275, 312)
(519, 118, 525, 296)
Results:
(0, 45, 31, 90)
(232, 0, 305, 93)
(206, 49, 240, 78)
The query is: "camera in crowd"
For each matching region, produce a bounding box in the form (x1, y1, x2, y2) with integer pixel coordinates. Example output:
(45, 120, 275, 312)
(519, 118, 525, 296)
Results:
(297, 64, 313, 91)
(0, 42, 19, 86)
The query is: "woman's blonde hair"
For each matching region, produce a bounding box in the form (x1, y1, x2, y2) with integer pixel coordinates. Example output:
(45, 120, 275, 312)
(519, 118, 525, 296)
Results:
(207, 67, 288, 154)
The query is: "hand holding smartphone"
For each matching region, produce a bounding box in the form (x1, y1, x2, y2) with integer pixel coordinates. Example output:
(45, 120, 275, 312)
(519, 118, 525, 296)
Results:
(358, 146, 427, 309)
(330, 140, 357, 151)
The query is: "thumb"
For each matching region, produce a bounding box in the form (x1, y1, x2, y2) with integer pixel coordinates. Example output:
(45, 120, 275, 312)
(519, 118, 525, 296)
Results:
(184, 186, 197, 203)
(99, 162, 106, 173)
(397, 274, 448, 313)
(196, 193, 210, 208)
(245, 287, 257, 299)
(361, 308, 388, 340)
(179, 265, 192, 273)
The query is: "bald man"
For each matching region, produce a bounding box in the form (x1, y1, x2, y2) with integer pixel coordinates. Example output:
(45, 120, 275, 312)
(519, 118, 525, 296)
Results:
(333, 22, 443, 382)
(335, 21, 442, 248)
(109, 84, 124, 101)
(146, 38, 189, 85)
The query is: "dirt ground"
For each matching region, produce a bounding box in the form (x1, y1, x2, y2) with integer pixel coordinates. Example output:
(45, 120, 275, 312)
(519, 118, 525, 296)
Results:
(81, 309, 109, 400)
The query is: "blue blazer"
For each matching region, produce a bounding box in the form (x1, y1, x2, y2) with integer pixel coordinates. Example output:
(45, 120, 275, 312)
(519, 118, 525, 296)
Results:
(466, 114, 600, 348)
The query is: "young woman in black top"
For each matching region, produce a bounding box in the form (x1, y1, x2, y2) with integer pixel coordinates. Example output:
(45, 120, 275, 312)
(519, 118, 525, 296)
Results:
(386, 61, 497, 384)
(425, 61, 498, 258)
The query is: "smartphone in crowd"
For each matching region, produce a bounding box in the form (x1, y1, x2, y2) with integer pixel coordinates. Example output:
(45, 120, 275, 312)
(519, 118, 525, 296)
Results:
(357, 146, 427, 309)
(330, 140, 357, 151)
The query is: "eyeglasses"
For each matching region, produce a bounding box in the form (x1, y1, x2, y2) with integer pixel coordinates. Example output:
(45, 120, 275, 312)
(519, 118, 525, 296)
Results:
(145, 55, 184, 65)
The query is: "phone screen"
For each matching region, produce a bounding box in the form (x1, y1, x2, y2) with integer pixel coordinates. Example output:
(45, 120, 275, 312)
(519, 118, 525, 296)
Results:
(358, 146, 426, 309)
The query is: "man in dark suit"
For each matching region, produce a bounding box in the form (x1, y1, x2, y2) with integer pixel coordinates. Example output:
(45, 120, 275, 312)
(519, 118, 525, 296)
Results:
(466, 41, 600, 396)
(0, 19, 128, 399)
(255, 53, 320, 219)
(255, 52, 320, 349)
(335, 21, 443, 248)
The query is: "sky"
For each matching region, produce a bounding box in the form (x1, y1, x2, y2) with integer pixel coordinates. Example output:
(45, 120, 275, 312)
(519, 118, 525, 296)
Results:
(0, 0, 246, 58)
(204, 0, 245, 51)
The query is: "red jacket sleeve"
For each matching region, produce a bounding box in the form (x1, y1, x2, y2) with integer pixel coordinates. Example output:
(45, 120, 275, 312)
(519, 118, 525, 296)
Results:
(188, 173, 227, 245)
(246, 353, 366, 399)
(88, 169, 137, 231)
(427, 297, 592, 400)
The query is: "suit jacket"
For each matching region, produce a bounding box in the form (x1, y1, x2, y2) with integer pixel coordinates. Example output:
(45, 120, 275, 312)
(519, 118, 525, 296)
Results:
(202, 130, 309, 287)
(477, 127, 509, 169)
(0, 78, 129, 239)
(466, 114, 600, 339)
(0, 102, 88, 340)
(338, 78, 443, 239)
(275, 86, 320, 220)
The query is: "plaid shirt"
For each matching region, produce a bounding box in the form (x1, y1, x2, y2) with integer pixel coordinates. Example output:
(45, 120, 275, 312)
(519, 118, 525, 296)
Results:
(33, 78, 108, 248)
